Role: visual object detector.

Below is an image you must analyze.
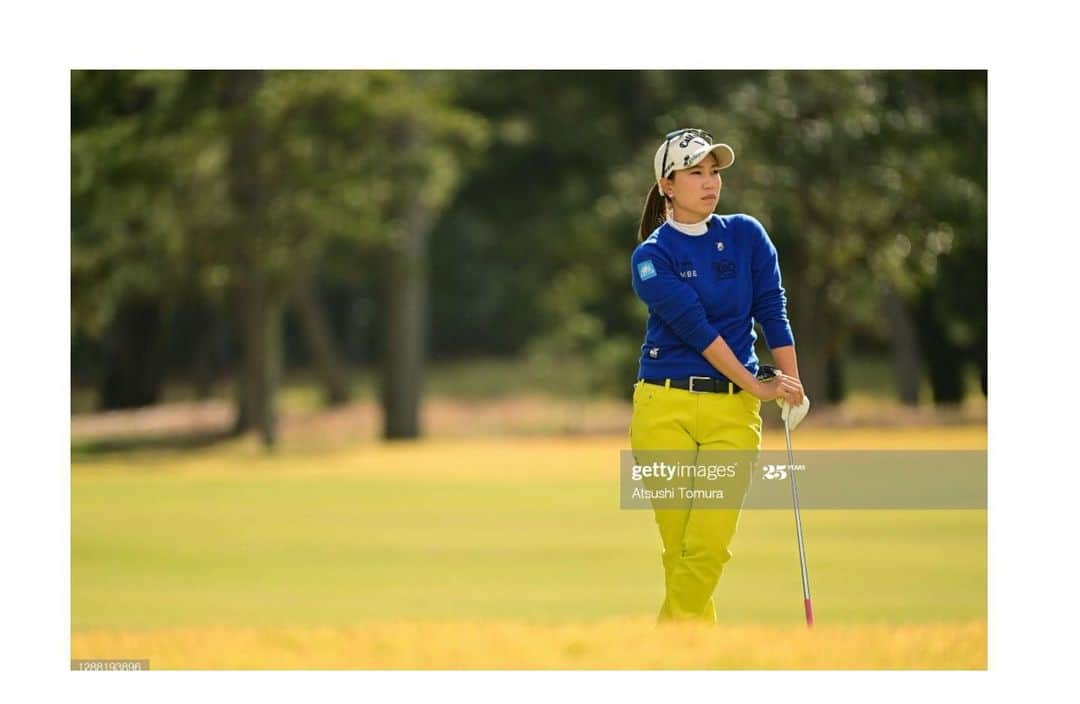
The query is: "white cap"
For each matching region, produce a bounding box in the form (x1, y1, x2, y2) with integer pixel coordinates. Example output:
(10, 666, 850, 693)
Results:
(653, 130, 735, 184)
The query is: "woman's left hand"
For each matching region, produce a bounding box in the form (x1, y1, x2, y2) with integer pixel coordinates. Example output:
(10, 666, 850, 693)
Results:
(765, 369, 804, 406)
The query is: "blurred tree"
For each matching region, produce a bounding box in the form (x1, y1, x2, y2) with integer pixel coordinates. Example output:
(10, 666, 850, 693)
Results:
(220, 70, 282, 446)
(435, 71, 684, 398)
(716, 71, 920, 401)
(72, 70, 489, 444)
(291, 279, 350, 406)
(71, 70, 192, 409)
(549, 70, 985, 405)
(72, 69, 986, 441)
(899, 72, 987, 403)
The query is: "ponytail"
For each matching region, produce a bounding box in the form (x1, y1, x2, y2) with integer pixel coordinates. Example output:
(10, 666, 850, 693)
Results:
(637, 182, 669, 242)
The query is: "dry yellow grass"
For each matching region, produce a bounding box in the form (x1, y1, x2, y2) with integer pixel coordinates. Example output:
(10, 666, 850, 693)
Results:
(75, 425, 986, 481)
(71, 619, 985, 670)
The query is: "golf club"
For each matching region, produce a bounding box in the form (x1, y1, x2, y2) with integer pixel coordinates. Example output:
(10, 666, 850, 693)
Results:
(758, 364, 814, 628)
(784, 409, 814, 628)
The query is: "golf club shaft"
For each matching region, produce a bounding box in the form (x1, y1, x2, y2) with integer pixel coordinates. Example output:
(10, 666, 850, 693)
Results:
(785, 414, 814, 628)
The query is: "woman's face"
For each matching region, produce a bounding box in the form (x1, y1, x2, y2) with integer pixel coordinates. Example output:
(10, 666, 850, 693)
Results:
(660, 152, 722, 222)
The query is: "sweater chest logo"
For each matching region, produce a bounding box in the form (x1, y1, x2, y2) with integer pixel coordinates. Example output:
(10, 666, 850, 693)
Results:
(715, 260, 736, 279)
(716, 241, 725, 252)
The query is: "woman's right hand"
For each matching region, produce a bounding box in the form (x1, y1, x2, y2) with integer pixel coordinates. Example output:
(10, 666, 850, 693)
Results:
(750, 371, 804, 406)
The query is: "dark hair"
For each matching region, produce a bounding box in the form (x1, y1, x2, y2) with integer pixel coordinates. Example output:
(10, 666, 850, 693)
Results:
(637, 177, 673, 242)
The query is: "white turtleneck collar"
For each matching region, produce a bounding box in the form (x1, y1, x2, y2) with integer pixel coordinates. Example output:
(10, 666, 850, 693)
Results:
(666, 214, 712, 236)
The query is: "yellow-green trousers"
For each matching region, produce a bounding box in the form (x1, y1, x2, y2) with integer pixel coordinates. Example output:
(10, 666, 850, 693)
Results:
(630, 379, 762, 622)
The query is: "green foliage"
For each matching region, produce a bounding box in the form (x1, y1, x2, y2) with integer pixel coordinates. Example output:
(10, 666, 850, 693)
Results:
(72, 71, 191, 336)
(499, 71, 986, 394)
(72, 70, 491, 334)
(72, 70, 986, 405)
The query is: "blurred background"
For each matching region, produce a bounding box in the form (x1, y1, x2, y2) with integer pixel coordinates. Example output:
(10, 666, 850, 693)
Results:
(71, 70, 986, 450)
(70, 70, 987, 667)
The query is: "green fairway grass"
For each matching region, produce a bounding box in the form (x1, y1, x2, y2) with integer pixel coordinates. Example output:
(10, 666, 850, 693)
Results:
(71, 431, 985, 632)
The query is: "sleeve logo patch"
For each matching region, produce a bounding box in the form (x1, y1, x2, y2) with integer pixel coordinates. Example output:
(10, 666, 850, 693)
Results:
(637, 259, 658, 281)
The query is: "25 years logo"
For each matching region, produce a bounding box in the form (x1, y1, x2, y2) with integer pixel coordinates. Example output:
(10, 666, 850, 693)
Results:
(762, 464, 806, 480)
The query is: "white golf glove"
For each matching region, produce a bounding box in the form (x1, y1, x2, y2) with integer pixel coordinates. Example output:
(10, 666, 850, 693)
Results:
(777, 394, 811, 431)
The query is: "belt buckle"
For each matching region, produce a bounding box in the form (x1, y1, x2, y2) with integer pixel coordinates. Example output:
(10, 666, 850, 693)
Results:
(688, 375, 711, 393)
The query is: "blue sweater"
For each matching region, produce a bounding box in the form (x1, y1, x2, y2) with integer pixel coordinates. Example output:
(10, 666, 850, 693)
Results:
(630, 213, 794, 380)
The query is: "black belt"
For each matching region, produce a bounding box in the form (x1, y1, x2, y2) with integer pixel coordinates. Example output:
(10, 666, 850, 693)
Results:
(641, 376, 742, 394)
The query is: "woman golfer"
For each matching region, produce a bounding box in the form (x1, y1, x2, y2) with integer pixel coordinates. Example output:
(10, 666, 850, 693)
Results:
(630, 128, 809, 622)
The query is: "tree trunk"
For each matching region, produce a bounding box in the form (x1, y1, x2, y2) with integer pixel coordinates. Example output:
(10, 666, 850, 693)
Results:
(292, 277, 351, 406)
(229, 276, 252, 435)
(98, 295, 165, 410)
(231, 368, 250, 434)
(914, 292, 965, 404)
(191, 301, 223, 400)
(976, 329, 987, 398)
(883, 287, 922, 406)
(222, 69, 280, 447)
(380, 202, 432, 440)
(235, 272, 281, 447)
(824, 335, 846, 404)
(789, 193, 834, 405)
(786, 279, 829, 406)
(255, 297, 281, 448)
(346, 295, 375, 364)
